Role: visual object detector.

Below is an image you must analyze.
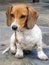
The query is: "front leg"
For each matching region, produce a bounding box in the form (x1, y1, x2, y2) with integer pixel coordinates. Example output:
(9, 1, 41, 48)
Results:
(36, 41, 48, 60)
(10, 33, 16, 54)
(15, 43, 23, 58)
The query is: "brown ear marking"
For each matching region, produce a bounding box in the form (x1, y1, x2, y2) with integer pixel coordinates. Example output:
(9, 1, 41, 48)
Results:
(6, 5, 13, 26)
(26, 6, 39, 29)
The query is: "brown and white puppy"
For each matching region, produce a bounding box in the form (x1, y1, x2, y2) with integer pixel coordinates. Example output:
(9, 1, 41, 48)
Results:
(6, 4, 48, 60)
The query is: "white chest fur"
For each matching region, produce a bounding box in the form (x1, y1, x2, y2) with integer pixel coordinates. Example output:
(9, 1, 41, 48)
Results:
(16, 25, 42, 50)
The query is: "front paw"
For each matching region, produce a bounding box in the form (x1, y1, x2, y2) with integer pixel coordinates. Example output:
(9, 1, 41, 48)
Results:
(38, 52, 48, 60)
(15, 49, 23, 58)
(10, 46, 16, 54)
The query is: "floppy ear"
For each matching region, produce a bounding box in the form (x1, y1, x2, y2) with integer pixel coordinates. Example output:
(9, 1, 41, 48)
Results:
(27, 6, 39, 29)
(6, 5, 13, 26)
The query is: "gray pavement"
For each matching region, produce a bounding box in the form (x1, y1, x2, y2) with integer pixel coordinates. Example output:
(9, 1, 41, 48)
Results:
(0, 2, 49, 65)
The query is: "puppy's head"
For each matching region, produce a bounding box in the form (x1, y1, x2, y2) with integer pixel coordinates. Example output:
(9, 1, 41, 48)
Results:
(6, 4, 39, 31)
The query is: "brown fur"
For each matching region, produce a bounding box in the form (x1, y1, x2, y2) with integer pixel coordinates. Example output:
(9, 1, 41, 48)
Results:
(6, 4, 39, 29)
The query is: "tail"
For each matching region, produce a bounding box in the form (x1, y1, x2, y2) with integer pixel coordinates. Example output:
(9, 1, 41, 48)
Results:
(2, 47, 10, 54)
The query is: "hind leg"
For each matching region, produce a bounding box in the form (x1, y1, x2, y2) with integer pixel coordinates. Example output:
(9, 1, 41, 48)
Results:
(36, 41, 48, 60)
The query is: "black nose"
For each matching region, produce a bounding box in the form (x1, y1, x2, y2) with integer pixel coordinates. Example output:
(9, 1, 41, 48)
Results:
(12, 25, 18, 30)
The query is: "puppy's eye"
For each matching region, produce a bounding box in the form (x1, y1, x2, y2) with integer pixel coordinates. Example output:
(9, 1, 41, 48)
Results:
(20, 15, 26, 18)
(10, 14, 14, 17)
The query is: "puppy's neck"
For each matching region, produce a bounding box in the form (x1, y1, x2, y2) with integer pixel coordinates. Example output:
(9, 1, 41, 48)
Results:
(19, 28, 32, 33)
(19, 24, 36, 33)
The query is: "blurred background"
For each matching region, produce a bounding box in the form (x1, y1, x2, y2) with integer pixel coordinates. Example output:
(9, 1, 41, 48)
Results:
(0, 0, 49, 3)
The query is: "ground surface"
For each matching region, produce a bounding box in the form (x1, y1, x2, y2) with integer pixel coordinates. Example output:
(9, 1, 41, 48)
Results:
(0, 2, 49, 65)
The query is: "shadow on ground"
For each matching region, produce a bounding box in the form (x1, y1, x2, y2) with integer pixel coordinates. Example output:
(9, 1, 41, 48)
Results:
(0, 48, 49, 65)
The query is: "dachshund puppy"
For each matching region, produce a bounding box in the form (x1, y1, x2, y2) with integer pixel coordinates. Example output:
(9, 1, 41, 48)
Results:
(6, 4, 48, 60)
